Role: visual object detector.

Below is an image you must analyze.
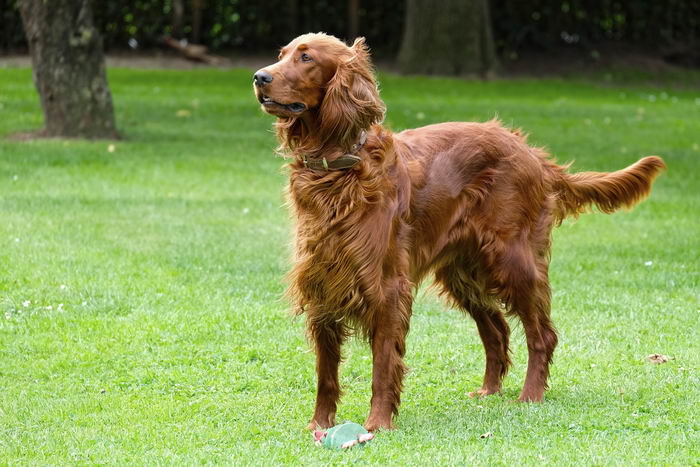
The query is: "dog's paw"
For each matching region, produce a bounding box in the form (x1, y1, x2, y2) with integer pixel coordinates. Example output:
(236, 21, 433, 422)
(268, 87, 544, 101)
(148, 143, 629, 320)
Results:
(364, 417, 394, 432)
(307, 418, 336, 431)
(468, 387, 500, 398)
(517, 392, 544, 402)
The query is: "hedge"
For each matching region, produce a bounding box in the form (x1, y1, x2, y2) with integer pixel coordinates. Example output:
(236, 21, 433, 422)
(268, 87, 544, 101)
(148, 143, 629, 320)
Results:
(1, 0, 697, 62)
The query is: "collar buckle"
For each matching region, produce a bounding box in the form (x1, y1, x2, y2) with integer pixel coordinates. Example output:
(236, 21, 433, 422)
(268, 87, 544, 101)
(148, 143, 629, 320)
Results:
(301, 130, 368, 171)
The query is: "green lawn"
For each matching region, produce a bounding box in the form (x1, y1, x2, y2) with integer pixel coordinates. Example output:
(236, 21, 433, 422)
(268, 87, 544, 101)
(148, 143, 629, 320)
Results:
(0, 65, 698, 465)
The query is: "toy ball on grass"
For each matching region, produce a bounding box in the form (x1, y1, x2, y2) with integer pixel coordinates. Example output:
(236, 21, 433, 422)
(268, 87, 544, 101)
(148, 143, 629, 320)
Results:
(313, 422, 375, 450)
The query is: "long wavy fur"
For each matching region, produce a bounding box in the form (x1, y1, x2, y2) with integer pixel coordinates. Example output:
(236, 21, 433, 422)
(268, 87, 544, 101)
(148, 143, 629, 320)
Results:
(258, 33, 666, 430)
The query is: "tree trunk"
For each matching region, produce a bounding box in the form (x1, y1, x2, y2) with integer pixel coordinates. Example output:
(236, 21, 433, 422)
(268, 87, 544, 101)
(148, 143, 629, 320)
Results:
(191, 0, 203, 44)
(19, 0, 117, 139)
(172, 0, 185, 39)
(398, 0, 497, 76)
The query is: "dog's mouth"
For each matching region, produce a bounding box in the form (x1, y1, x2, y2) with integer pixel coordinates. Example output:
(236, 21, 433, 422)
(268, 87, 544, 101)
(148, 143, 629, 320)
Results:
(258, 94, 306, 113)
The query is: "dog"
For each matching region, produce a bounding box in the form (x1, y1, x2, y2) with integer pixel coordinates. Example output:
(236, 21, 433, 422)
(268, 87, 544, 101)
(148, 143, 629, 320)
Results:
(252, 32, 665, 431)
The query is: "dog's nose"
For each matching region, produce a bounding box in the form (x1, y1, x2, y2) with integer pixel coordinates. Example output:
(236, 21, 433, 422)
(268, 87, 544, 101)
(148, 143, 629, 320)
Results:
(253, 70, 273, 87)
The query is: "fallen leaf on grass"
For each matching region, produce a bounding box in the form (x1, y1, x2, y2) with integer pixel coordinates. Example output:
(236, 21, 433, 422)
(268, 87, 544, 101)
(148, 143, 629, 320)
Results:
(646, 354, 670, 364)
(480, 431, 493, 439)
(176, 109, 191, 117)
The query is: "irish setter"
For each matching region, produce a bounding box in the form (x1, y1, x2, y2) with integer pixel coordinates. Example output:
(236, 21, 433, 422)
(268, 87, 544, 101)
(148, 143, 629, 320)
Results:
(252, 33, 665, 431)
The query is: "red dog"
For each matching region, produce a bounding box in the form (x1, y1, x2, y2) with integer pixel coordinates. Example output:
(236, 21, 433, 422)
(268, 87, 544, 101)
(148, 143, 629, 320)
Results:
(253, 33, 665, 431)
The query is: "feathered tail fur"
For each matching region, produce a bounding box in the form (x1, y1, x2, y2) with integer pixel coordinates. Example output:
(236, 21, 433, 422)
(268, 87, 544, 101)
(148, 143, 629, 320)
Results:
(554, 156, 666, 221)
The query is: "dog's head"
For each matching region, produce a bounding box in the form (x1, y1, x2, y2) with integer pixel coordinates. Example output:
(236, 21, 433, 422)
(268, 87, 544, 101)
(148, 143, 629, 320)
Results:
(253, 33, 385, 152)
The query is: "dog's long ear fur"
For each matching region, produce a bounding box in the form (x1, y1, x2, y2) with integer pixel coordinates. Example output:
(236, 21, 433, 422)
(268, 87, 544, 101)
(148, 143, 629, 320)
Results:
(318, 38, 386, 151)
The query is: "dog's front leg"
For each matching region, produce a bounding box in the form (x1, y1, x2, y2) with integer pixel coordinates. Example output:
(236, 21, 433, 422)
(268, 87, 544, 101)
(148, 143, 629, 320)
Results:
(365, 284, 412, 431)
(307, 320, 345, 430)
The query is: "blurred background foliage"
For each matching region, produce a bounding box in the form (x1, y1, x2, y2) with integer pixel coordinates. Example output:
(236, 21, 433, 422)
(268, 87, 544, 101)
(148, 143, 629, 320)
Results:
(1, 0, 698, 65)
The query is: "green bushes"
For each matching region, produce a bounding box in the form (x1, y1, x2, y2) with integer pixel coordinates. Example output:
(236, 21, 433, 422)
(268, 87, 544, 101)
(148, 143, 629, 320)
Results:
(1, 0, 697, 62)
(492, 0, 699, 64)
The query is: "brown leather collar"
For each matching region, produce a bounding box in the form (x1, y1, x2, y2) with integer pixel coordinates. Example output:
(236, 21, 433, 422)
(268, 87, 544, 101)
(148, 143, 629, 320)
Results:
(302, 131, 367, 171)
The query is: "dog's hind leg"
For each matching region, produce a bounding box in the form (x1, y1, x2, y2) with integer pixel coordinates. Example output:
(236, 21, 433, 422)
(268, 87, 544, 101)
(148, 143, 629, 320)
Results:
(435, 264, 511, 397)
(496, 240, 558, 402)
(468, 305, 511, 397)
(517, 300, 558, 402)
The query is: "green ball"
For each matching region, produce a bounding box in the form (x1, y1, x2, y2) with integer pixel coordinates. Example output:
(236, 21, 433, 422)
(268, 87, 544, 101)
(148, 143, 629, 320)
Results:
(321, 422, 372, 450)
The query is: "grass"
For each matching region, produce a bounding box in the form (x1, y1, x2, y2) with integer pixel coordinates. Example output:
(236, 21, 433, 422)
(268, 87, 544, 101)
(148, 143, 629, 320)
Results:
(0, 64, 698, 465)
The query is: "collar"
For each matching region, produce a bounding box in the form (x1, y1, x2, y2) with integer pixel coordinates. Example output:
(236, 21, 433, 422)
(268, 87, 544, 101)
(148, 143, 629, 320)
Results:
(302, 131, 367, 171)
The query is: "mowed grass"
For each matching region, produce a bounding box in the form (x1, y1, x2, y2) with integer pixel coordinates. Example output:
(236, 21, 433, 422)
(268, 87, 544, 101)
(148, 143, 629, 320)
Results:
(0, 65, 698, 465)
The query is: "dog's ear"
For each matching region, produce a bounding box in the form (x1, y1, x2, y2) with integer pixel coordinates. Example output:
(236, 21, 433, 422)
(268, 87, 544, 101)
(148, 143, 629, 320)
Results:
(318, 37, 385, 151)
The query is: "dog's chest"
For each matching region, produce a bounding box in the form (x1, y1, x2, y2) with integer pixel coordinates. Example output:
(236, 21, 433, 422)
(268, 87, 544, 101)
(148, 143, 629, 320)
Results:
(288, 178, 393, 315)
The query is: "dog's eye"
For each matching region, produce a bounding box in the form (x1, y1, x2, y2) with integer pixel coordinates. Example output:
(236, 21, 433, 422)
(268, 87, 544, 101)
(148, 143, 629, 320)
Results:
(300, 52, 313, 63)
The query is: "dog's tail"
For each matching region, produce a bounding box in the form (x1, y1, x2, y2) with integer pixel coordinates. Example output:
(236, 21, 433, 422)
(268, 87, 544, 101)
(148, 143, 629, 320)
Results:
(553, 156, 666, 222)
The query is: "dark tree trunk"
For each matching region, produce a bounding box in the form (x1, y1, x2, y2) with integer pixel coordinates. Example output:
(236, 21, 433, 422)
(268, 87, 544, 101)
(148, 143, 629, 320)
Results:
(398, 0, 497, 76)
(191, 0, 203, 44)
(172, 0, 185, 39)
(19, 0, 117, 139)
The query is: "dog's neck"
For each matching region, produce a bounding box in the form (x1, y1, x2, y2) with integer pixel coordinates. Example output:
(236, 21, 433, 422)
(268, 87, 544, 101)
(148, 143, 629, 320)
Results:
(297, 110, 316, 137)
(286, 112, 370, 164)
